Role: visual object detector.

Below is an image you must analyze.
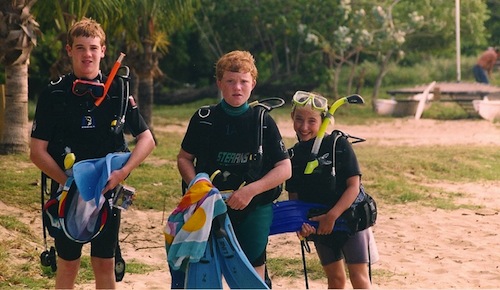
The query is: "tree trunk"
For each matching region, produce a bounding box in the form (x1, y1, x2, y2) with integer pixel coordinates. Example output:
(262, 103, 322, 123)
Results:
(371, 50, 394, 111)
(333, 64, 342, 98)
(130, 69, 140, 106)
(138, 74, 154, 128)
(132, 40, 157, 130)
(0, 63, 29, 154)
(347, 51, 360, 95)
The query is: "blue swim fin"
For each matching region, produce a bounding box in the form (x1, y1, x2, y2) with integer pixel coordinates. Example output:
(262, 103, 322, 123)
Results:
(185, 234, 222, 289)
(213, 214, 269, 289)
(270, 200, 353, 235)
(270, 200, 326, 235)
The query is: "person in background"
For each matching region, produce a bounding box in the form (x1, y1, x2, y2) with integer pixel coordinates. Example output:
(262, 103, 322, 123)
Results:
(30, 17, 155, 289)
(176, 50, 291, 287)
(286, 91, 378, 288)
(473, 47, 500, 84)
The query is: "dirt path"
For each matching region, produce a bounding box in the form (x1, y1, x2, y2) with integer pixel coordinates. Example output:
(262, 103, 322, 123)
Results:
(160, 118, 500, 146)
(3, 118, 500, 289)
(85, 118, 500, 289)
(279, 118, 500, 146)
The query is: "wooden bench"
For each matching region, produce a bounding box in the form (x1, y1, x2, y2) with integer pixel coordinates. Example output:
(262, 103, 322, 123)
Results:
(387, 82, 500, 117)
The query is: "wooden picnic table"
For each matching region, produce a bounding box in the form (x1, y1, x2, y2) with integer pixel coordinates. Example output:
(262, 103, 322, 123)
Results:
(387, 82, 500, 116)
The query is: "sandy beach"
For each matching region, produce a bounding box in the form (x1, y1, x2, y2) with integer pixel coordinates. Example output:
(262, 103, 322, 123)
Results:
(3, 118, 500, 289)
(95, 118, 500, 289)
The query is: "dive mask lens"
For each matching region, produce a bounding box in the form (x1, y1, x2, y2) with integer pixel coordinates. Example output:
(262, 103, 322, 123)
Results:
(292, 91, 328, 111)
(292, 91, 312, 105)
(72, 79, 105, 99)
(312, 95, 327, 109)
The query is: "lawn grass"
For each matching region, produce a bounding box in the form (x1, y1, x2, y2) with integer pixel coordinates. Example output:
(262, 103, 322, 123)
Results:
(1, 99, 498, 287)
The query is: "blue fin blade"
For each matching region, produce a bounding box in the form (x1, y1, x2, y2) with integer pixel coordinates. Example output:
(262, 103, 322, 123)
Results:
(270, 200, 326, 235)
(185, 235, 222, 289)
(214, 214, 269, 289)
(270, 200, 353, 235)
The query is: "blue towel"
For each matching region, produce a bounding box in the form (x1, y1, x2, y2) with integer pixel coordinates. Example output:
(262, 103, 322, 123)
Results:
(73, 152, 131, 204)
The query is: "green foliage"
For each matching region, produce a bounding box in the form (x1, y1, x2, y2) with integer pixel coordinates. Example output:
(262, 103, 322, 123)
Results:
(485, 0, 500, 45)
(423, 102, 470, 120)
(160, 28, 214, 88)
(359, 55, 481, 91)
(28, 29, 63, 100)
(25, 0, 497, 104)
(29, 99, 36, 120)
(32, 0, 124, 33)
(395, 0, 488, 52)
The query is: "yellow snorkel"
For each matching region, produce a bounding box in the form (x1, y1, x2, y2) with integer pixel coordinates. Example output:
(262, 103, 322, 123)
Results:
(304, 94, 365, 174)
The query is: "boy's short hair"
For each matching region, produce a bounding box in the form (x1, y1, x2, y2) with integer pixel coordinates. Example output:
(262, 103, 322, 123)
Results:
(215, 50, 258, 81)
(67, 17, 106, 47)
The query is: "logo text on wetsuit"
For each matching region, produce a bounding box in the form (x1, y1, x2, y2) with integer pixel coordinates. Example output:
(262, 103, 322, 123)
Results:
(217, 152, 249, 164)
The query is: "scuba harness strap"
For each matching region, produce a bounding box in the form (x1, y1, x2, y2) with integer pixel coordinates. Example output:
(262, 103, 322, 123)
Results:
(40, 172, 57, 272)
(48, 66, 131, 157)
(39, 67, 132, 281)
(194, 98, 284, 196)
(110, 66, 130, 135)
(183, 98, 285, 198)
(329, 130, 365, 191)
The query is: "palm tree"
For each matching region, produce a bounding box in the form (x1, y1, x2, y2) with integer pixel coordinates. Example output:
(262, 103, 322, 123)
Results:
(32, 0, 123, 78)
(118, 0, 199, 129)
(0, 0, 40, 154)
(32, 0, 199, 130)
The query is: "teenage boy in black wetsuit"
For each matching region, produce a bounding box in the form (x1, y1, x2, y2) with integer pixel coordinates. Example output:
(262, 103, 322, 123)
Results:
(30, 17, 155, 289)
